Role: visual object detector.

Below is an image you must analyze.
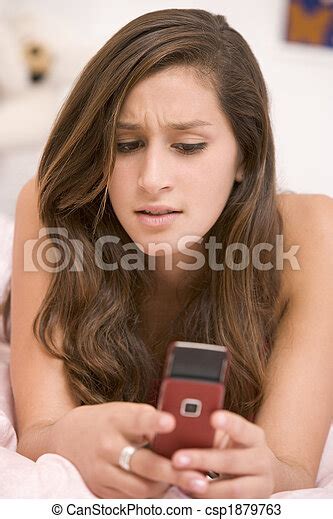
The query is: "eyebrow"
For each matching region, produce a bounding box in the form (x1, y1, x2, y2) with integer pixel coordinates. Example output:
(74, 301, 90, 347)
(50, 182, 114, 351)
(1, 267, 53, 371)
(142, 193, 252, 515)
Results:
(116, 119, 213, 131)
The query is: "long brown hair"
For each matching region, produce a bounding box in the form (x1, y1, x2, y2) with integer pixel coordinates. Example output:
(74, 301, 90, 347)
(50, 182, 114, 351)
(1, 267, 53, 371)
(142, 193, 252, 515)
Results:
(1, 8, 284, 420)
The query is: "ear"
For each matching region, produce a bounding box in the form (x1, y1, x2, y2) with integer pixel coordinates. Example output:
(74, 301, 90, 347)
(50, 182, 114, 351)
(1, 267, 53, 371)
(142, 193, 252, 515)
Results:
(235, 166, 244, 183)
(235, 149, 244, 183)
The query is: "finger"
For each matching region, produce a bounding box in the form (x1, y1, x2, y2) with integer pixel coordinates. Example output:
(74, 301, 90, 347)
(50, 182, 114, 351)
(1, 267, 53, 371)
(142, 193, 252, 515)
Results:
(129, 444, 209, 496)
(211, 410, 265, 448)
(190, 475, 273, 499)
(96, 464, 170, 499)
(213, 429, 231, 449)
(109, 402, 176, 443)
(103, 431, 209, 496)
(172, 447, 265, 476)
(94, 487, 136, 499)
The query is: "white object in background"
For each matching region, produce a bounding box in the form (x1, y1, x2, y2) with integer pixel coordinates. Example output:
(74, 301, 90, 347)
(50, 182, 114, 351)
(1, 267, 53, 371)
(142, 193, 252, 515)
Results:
(0, 212, 14, 301)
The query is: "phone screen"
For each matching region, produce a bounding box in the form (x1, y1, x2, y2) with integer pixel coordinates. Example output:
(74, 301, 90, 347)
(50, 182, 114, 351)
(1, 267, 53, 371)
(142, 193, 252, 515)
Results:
(169, 345, 228, 382)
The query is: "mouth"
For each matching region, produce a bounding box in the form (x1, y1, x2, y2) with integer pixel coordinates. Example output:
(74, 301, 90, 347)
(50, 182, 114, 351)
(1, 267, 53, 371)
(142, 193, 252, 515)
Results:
(135, 210, 182, 227)
(135, 210, 182, 215)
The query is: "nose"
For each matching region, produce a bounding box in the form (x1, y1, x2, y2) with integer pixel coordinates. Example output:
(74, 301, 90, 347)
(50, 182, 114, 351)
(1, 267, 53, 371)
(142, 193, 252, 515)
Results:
(137, 142, 173, 194)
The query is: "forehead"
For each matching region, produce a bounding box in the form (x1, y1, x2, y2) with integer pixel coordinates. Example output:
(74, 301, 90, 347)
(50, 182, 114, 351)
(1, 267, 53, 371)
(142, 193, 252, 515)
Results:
(117, 66, 223, 127)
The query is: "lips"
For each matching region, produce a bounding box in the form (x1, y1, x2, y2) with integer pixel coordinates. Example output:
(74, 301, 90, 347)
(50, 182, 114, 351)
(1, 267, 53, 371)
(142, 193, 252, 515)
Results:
(135, 211, 181, 227)
(137, 210, 180, 215)
(135, 205, 182, 214)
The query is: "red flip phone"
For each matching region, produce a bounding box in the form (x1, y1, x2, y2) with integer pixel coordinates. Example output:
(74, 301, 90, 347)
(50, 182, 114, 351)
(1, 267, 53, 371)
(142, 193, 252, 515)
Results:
(150, 340, 230, 459)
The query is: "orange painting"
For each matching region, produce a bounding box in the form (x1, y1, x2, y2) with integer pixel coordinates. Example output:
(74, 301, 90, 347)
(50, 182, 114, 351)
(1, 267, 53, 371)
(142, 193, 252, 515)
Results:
(287, 0, 333, 47)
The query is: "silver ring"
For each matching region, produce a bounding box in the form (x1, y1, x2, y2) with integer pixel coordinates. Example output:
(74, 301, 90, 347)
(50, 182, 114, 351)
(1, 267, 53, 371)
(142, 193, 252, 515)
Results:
(118, 443, 148, 472)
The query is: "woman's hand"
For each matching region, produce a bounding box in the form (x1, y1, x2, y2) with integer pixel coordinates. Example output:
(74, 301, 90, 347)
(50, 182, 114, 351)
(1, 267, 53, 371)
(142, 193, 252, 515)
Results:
(171, 410, 276, 498)
(53, 402, 209, 499)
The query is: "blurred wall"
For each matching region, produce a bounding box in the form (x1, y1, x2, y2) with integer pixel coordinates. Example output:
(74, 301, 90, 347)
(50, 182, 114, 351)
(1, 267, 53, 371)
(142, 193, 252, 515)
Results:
(0, 0, 332, 219)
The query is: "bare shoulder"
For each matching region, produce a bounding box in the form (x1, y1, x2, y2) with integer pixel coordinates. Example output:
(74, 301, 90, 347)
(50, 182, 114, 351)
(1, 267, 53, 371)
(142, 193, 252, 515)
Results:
(276, 192, 333, 301)
(12, 175, 41, 265)
(276, 192, 333, 250)
(16, 174, 39, 226)
(276, 192, 333, 224)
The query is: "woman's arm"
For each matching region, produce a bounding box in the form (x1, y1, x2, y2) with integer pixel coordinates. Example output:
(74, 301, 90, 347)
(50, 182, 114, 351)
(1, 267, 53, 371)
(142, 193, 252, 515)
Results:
(10, 175, 81, 453)
(254, 193, 333, 491)
(170, 194, 333, 498)
(16, 417, 67, 461)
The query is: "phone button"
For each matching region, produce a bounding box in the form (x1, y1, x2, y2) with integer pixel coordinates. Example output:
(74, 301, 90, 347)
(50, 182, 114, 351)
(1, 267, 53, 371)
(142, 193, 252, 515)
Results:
(180, 398, 202, 417)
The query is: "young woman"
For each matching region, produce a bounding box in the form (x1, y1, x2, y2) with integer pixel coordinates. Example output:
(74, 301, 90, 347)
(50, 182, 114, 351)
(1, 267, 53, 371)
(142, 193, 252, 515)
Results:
(1, 8, 333, 500)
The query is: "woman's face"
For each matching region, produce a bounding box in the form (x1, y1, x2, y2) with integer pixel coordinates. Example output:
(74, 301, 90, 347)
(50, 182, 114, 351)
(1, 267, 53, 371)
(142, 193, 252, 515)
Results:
(108, 66, 242, 261)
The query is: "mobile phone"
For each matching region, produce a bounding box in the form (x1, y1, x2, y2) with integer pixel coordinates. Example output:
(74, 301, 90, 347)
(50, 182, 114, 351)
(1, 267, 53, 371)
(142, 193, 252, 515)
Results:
(149, 340, 230, 459)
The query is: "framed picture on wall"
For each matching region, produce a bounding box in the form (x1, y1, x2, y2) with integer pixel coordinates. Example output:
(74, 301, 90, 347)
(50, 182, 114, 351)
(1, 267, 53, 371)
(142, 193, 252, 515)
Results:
(286, 0, 333, 47)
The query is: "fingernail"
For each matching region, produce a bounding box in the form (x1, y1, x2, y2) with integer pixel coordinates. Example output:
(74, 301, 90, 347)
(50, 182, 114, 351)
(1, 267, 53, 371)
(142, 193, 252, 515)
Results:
(159, 415, 173, 427)
(190, 479, 208, 493)
(175, 454, 190, 466)
(217, 413, 227, 426)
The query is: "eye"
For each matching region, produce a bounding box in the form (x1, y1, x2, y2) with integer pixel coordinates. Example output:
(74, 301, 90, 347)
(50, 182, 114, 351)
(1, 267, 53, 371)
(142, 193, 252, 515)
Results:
(116, 141, 144, 153)
(173, 143, 208, 155)
(116, 141, 208, 155)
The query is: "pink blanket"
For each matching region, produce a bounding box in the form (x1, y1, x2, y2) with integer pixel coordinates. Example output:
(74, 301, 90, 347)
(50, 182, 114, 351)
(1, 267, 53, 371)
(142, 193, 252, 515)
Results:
(1, 213, 333, 498)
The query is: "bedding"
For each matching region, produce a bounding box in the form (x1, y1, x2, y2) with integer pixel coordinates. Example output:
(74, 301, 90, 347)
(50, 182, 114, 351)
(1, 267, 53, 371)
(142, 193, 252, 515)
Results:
(1, 213, 333, 498)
